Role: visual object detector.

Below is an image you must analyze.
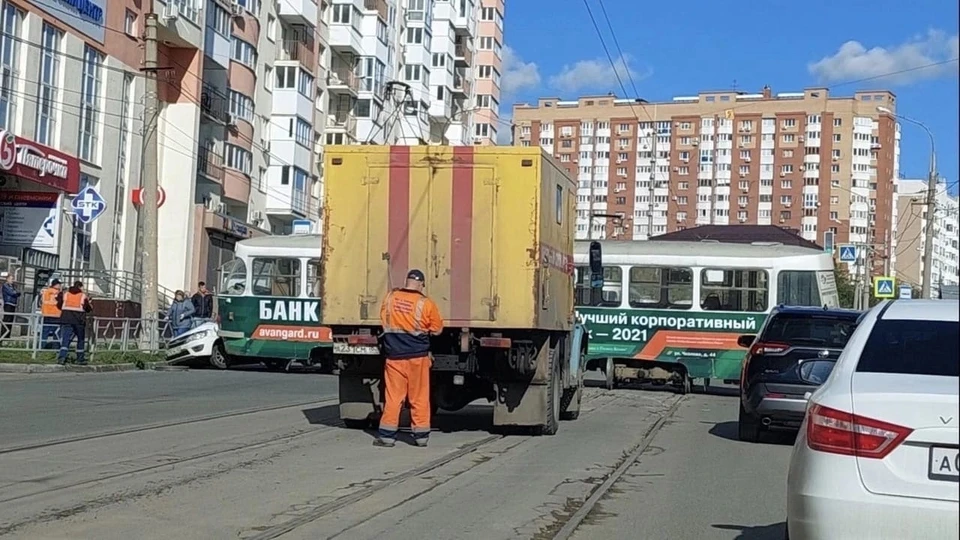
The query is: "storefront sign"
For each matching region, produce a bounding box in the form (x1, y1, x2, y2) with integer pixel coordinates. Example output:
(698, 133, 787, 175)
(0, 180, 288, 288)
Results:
(0, 191, 60, 252)
(0, 130, 81, 193)
(30, 0, 106, 42)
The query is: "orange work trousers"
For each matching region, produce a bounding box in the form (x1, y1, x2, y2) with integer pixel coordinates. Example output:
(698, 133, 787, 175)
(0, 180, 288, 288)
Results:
(378, 356, 431, 442)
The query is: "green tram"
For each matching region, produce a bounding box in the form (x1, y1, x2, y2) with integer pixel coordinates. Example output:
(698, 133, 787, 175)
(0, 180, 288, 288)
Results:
(573, 240, 838, 393)
(215, 234, 333, 371)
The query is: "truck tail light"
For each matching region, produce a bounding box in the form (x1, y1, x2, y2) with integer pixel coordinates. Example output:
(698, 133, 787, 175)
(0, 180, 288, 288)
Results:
(806, 404, 912, 460)
(750, 341, 790, 356)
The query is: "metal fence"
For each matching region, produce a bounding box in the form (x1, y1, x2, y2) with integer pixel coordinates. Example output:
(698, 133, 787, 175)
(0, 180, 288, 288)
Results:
(0, 311, 181, 361)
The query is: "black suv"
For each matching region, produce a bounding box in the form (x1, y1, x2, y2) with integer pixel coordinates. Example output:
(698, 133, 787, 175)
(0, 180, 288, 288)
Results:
(737, 305, 861, 442)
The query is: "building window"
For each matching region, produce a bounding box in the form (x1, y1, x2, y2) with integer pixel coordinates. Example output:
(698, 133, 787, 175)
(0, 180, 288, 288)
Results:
(79, 45, 103, 163)
(208, 2, 229, 35)
(229, 90, 254, 121)
(298, 69, 314, 98)
(231, 36, 257, 69)
(225, 144, 252, 175)
(35, 23, 63, 146)
(0, 2, 23, 131)
(124, 9, 137, 36)
(111, 74, 135, 269)
(474, 123, 490, 138)
(289, 116, 312, 148)
(281, 165, 309, 214)
(481, 6, 495, 20)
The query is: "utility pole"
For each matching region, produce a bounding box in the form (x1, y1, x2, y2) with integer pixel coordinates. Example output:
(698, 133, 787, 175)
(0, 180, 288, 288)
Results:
(142, 12, 160, 346)
(920, 165, 938, 298)
(862, 243, 874, 310)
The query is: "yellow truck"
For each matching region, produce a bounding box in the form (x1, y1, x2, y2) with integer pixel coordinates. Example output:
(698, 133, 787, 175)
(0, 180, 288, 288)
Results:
(320, 145, 602, 434)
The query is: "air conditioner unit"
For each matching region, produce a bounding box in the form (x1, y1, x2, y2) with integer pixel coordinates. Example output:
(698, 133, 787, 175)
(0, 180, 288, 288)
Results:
(743, 157, 751, 163)
(798, 136, 805, 142)
(680, 157, 689, 163)
(162, 2, 180, 20)
(780, 172, 786, 177)
(739, 217, 747, 223)
(226, 113, 237, 127)
(673, 167, 680, 172)
(230, 2, 245, 17)
(205, 196, 222, 212)
(739, 172, 745, 178)
(251, 210, 264, 222)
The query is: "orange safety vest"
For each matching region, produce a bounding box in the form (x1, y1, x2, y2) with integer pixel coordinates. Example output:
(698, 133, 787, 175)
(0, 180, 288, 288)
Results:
(61, 291, 88, 312)
(41, 287, 61, 318)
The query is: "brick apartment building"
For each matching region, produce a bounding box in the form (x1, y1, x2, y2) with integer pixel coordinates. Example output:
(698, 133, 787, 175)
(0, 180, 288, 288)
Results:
(512, 87, 902, 274)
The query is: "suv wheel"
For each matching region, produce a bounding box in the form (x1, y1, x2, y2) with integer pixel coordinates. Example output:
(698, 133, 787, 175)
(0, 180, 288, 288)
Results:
(737, 402, 761, 443)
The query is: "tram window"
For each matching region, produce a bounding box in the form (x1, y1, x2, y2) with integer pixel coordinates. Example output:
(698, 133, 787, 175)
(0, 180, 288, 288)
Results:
(777, 270, 820, 306)
(251, 257, 302, 297)
(574, 265, 622, 307)
(307, 258, 322, 298)
(699, 268, 769, 312)
(629, 266, 693, 310)
(218, 258, 247, 295)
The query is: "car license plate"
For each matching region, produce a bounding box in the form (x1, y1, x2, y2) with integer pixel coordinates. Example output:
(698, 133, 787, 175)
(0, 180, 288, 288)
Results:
(166, 346, 183, 357)
(928, 446, 960, 482)
(333, 342, 380, 355)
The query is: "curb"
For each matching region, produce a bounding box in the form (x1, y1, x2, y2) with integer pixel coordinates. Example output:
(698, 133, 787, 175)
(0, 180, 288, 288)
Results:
(0, 361, 175, 374)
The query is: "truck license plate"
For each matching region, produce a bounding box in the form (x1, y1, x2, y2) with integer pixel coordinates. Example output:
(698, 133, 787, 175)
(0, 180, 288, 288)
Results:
(928, 446, 960, 482)
(333, 343, 380, 355)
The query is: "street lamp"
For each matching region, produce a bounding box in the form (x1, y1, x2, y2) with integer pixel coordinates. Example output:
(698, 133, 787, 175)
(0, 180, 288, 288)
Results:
(876, 106, 938, 298)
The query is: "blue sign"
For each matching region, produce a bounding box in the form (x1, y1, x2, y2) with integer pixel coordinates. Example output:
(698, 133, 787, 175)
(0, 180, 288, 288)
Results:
(838, 245, 858, 263)
(32, 0, 106, 43)
(292, 219, 312, 235)
(873, 277, 895, 299)
(71, 186, 106, 225)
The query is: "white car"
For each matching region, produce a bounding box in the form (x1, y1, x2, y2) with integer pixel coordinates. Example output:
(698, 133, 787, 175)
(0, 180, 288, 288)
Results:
(165, 321, 220, 366)
(786, 299, 959, 540)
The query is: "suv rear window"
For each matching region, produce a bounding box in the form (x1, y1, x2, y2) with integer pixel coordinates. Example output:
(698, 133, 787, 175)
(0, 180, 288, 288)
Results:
(856, 320, 959, 377)
(762, 313, 857, 349)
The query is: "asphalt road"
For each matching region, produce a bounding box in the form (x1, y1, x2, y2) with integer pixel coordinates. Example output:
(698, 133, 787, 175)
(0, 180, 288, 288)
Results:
(0, 371, 795, 539)
(0, 370, 339, 451)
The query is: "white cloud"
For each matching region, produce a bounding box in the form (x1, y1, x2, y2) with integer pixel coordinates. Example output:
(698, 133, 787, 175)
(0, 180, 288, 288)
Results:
(809, 29, 959, 85)
(548, 54, 650, 94)
(500, 45, 541, 96)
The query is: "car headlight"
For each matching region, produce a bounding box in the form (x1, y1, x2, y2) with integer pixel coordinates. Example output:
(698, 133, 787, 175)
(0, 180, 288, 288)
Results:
(184, 330, 210, 344)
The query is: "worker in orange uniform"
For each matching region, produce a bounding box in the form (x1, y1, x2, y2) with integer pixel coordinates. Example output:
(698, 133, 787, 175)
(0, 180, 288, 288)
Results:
(56, 281, 93, 365)
(39, 278, 62, 349)
(375, 269, 444, 448)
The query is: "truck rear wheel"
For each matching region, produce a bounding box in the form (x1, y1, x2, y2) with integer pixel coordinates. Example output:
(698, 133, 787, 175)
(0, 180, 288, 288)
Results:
(536, 348, 561, 435)
(604, 358, 616, 390)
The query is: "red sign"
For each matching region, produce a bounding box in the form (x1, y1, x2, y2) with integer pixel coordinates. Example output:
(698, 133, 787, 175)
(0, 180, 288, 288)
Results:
(0, 129, 81, 193)
(131, 187, 167, 208)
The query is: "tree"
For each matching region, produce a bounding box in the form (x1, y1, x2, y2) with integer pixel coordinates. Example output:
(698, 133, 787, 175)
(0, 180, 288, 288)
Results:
(834, 262, 857, 309)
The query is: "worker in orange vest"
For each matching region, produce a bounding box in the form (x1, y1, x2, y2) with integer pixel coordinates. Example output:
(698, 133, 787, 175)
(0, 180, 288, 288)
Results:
(375, 269, 444, 448)
(39, 278, 62, 349)
(56, 281, 93, 365)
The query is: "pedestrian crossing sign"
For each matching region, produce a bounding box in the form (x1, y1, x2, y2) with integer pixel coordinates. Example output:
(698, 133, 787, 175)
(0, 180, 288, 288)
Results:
(873, 277, 896, 299)
(838, 245, 857, 263)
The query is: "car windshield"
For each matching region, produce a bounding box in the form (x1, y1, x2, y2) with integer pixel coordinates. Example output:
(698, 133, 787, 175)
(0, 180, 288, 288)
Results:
(762, 313, 857, 349)
(856, 319, 959, 377)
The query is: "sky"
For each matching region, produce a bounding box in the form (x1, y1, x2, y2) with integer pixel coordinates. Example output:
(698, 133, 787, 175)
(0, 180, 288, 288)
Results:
(498, 0, 960, 193)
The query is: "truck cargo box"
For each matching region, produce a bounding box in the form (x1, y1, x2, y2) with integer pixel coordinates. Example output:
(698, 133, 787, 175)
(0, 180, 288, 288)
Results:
(320, 146, 576, 331)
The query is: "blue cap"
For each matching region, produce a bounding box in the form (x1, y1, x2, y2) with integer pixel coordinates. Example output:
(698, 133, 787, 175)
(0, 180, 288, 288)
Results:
(406, 269, 425, 282)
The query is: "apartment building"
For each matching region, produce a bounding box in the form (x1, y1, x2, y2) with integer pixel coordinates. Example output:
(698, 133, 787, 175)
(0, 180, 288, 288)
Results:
(0, 0, 143, 276)
(513, 87, 902, 276)
(894, 179, 959, 297)
(471, 0, 502, 144)
(325, 0, 494, 146)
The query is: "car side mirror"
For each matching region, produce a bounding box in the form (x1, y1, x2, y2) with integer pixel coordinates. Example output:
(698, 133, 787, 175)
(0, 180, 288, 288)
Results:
(737, 334, 756, 348)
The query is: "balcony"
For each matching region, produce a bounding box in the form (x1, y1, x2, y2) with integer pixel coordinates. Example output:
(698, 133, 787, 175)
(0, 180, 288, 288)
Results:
(203, 25, 230, 69)
(278, 0, 318, 24)
(326, 112, 357, 134)
(276, 39, 316, 73)
(200, 85, 230, 124)
(197, 145, 225, 184)
(155, 0, 203, 50)
(454, 43, 473, 65)
(452, 74, 472, 96)
(327, 67, 359, 95)
(364, 0, 388, 20)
